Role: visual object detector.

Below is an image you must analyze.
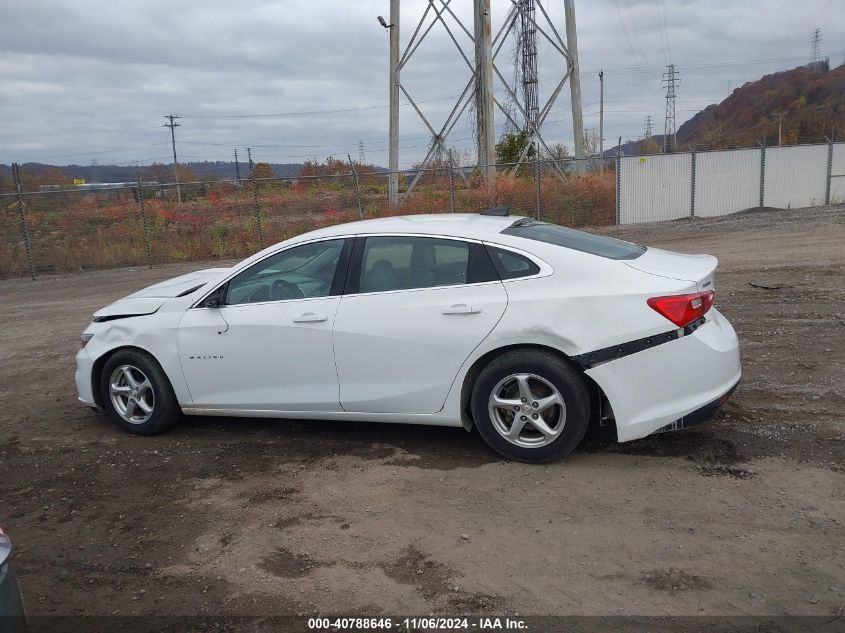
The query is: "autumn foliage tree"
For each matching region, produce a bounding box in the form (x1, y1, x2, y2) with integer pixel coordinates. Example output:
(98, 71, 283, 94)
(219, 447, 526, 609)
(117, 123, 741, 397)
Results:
(251, 162, 276, 180)
(147, 162, 196, 184)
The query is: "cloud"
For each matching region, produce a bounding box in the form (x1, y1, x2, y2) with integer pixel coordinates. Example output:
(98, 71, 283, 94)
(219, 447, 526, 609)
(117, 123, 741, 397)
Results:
(0, 0, 841, 168)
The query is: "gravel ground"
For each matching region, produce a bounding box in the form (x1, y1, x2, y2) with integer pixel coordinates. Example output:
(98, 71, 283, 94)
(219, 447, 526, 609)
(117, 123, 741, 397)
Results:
(0, 204, 842, 621)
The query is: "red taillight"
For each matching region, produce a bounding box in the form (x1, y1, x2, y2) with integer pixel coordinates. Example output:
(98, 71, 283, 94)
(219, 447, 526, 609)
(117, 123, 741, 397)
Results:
(647, 290, 714, 328)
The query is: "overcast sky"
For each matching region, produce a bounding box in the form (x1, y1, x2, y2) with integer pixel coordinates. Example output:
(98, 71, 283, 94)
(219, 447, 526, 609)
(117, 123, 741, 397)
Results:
(1, 0, 842, 169)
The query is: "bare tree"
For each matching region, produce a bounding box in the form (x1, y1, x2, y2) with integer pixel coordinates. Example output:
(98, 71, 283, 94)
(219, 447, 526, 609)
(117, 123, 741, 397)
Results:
(545, 143, 570, 160)
(583, 128, 602, 157)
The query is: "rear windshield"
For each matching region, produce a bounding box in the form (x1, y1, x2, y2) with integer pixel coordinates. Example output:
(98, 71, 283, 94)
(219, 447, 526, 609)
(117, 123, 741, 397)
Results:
(501, 221, 646, 260)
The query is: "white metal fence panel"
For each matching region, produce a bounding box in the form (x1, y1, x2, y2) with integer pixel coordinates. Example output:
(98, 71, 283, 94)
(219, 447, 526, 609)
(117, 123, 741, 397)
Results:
(830, 142, 845, 204)
(694, 148, 761, 217)
(763, 144, 829, 209)
(619, 153, 692, 224)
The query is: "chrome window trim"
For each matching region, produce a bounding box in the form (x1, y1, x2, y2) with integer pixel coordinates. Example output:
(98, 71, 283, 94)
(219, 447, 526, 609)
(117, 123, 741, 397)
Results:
(192, 232, 553, 307)
(191, 236, 350, 309)
(343, 233, 552, 298)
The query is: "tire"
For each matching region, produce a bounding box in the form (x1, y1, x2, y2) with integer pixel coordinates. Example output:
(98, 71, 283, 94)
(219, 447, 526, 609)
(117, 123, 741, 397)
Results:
(100, 349, 181, 436)
(470, 349, 590, 463)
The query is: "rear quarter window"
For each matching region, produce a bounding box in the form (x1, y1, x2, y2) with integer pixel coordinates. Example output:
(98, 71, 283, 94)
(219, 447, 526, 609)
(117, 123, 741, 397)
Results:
(486, 246, 540, 280)
(502, 221, 646, 260)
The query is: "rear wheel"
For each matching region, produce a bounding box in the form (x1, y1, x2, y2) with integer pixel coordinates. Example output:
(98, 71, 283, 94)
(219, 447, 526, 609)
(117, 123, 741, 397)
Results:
(100, 349, 181, 435)
(471, 350, 590, 463)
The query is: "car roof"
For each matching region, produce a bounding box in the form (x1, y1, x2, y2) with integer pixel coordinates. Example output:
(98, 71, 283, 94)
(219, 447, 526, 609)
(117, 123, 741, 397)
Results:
(291, 213, 522, 242)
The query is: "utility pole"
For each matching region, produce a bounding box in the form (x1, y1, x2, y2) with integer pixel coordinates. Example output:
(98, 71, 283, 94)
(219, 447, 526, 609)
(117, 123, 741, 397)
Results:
(644, 116, 654, 139)
(662, 65, 680, 153)
(246, 147, 254, 173)
(387, 0, 400, 205)
(598, 70, 604, 167)
(474, 0, 496, 181)
(233, 149, 241, 184)
(564, 0, 586, 175)
(358, 139, 366, 164)
(772, 112, 787, 146)
(164, 114, 182, 203)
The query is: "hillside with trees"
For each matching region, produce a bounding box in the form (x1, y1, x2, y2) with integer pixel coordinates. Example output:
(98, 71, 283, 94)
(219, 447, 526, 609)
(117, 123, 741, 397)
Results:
(604, 62, 845, 156)
(676, 61, 845, 148)
(0, 161, 307, 192)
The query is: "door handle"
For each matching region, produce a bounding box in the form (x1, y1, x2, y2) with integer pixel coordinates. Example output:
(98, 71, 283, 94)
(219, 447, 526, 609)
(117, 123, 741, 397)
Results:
(442, 304, 481, 315)
(293, 312, 328, 323)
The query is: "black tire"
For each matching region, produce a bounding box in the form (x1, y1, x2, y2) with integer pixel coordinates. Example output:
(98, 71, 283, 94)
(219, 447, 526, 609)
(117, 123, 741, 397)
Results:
(100, 348, 181, 436)
(470, 349, 590, 463)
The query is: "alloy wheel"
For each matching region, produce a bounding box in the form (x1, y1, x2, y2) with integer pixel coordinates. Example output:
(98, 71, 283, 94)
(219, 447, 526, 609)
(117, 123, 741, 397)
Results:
(488, 373, 566, 448)
(109, 364, 155, 425)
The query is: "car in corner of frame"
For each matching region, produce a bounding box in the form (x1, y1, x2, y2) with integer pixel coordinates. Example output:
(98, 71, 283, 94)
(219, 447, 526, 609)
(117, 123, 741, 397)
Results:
(0, 526, 27, 633)
(75, 209, 741, 463)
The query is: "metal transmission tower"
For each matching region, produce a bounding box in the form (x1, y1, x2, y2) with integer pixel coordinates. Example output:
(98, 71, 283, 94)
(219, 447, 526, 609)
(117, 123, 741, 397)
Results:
(810, 28, 821, 64)
(516, 0, 540, 132)
(163, 114, 182, 203)
(358, 139, 366, 164)
(644, 116, 653, 139)
(662, 65, 680, 153)
(381, 0, 585, 201)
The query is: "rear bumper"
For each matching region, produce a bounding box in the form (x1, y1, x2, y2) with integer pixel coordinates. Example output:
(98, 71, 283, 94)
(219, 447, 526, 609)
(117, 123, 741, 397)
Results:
(585, 308, 741, 443)
(652, 380, 738, 434)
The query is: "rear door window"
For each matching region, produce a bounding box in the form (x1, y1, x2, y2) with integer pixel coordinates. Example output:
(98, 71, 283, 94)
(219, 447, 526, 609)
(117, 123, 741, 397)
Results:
(355, 236, 497, 294)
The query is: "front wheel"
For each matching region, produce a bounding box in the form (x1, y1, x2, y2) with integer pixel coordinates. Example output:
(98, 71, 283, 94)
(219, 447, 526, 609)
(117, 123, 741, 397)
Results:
(100, 349, 181, 435)
(471, 350, 590, 463)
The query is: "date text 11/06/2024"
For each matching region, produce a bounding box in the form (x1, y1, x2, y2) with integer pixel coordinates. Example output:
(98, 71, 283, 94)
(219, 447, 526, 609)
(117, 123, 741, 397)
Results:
(307, 617, 528, 630)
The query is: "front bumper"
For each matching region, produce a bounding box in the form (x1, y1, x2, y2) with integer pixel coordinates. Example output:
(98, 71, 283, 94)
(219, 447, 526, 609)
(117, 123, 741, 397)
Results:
(585, 308, 741, 443)
(75, 345, 97, 407)
(0, 564, 27, 632)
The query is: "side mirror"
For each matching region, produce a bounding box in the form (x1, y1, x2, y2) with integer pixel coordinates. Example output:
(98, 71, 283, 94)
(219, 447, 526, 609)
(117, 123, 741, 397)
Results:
(200, 283, 227, 309)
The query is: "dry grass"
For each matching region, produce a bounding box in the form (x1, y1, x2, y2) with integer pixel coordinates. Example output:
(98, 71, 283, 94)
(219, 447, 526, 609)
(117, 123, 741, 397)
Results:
(0, 172, 616, 278)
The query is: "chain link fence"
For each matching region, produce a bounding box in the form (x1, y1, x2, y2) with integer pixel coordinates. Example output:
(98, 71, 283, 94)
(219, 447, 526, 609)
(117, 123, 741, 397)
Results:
(1, 159, 616, 279)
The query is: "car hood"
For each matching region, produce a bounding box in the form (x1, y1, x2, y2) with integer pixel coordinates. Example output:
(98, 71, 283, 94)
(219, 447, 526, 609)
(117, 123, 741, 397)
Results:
(93, 267, 230, 320)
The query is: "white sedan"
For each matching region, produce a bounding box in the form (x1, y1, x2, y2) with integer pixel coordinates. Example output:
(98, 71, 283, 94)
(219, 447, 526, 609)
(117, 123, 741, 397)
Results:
(75, 211, 740, 462)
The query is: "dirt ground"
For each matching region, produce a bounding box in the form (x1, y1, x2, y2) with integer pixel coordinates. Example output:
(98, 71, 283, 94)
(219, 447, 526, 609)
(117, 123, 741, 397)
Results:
(0, 204, 842, 622)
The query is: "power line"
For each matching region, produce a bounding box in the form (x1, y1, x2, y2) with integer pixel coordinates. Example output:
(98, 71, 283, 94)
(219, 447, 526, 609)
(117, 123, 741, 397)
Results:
(13, 142, 171, 163)
(622, 0, 650, 66)
(612, 0, 644, 69)
(655, 0, 672, 65)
